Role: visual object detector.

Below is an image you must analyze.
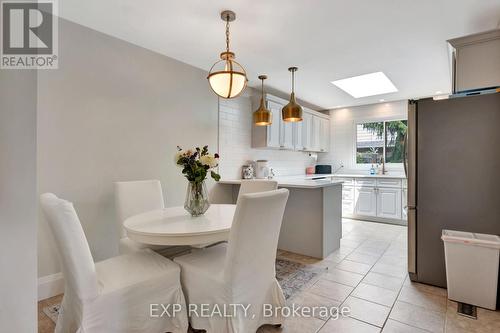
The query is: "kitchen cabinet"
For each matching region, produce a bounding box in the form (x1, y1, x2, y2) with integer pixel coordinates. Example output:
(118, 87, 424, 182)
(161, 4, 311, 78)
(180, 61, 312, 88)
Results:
(337, 175, 407, 225)
(311, 116, 321, 152)
(342, 185, 354, 215)
(252, 94, 330, 152)
(402, 188, 408, 220)
(354, 187, 377, 217)
(448, 29, 500, 93)
(319, 118, 329, 152)
(294, 121, 303, 151)
(266, 100, 283, 148)
(376, 188, 402, 219)
(295, 112, 312, 151)
(280, 114, 294, 150)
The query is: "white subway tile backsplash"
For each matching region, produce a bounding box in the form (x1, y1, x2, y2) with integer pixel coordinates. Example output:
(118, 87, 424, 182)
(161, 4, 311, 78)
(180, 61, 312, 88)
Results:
(218, 96, 314, 179)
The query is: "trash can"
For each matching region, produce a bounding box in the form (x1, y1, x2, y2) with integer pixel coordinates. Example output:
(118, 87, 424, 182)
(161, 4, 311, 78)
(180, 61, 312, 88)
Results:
(442, 230, 500, 310)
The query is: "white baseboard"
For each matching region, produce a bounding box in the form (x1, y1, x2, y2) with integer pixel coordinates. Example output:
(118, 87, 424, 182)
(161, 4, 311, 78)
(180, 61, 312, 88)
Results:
(38, 272, 64, 301)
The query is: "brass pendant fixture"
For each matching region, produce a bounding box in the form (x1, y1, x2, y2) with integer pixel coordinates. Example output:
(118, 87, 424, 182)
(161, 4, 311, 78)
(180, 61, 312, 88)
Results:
(282, 67, 303, 122)
(253, 75, 272, 126)
(207, 10, 248, 99)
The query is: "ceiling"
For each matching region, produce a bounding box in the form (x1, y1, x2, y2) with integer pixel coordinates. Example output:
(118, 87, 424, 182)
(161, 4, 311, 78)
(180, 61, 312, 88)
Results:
(59, 0, 500, 109)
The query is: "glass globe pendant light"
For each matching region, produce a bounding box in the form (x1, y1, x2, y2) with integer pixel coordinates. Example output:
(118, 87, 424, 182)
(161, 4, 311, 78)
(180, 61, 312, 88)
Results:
(253, 75, 272, 126)
(207, 10, 248, 99)
(282, 67, 303, 122)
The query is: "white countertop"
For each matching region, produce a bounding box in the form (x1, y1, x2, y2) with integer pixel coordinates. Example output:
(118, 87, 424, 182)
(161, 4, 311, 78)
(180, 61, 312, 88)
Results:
(331, 173, 407, 179)
(219, 172, 406, 189)
(218, 178, 344, 189)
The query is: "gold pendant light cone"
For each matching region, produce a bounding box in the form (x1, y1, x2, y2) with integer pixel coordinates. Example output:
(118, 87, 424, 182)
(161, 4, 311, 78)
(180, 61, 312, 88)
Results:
(253, 97, 272, 126)
(282, 92, 303, 122)
(282, 67, 303, 122)
(253, 75, 272, 126)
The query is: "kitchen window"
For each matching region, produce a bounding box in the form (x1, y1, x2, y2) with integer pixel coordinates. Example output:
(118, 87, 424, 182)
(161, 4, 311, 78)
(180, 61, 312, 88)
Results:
(356, 119, 407, 164)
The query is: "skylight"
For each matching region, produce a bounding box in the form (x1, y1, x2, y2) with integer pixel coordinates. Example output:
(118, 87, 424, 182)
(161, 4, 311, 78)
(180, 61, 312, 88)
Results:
(331, 72, 398, 98)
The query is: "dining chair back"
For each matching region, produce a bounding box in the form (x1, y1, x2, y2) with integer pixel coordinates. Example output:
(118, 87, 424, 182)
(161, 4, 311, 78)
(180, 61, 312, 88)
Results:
(237, 180, 278, 203)
(40, 193, 98, 300)
(114, 180, 164, 237)
(224, 188, 289, 288)
(40, 193, 188, 332)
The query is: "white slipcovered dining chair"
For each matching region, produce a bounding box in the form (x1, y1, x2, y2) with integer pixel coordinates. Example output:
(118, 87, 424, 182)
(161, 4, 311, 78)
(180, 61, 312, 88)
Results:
(174, 189, 290, 333)
(40, 193, 188, 333)
(115, 180, 169, 254)
(237, 179, 278, 203)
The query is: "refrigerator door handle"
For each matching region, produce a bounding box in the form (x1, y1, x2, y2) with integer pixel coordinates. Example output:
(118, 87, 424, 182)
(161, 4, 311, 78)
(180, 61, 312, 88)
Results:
(407, 101, 417, 277)
(403, 132, 408, 178)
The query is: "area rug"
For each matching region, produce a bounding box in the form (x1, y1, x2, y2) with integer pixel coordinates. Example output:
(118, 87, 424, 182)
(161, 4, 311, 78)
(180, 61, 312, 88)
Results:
(42, 303, 60, 323)
(43, 258, 324, 324)
(275, 258, 325, 300)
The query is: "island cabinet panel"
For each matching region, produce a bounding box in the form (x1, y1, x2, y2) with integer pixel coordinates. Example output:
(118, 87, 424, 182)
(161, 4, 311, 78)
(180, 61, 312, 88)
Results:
(215, 180, 343, 259)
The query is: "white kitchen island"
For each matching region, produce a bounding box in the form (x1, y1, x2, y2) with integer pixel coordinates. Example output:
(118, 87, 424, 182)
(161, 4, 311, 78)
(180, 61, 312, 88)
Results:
(213, 178, 343, 259)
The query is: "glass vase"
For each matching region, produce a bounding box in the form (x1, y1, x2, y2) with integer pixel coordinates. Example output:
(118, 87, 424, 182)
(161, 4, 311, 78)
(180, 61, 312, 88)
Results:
(184, 181, 210, 217)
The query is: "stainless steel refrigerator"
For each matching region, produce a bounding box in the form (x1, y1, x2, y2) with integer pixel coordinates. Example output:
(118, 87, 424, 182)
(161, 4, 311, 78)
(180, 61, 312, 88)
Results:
(406, 92, 500, 292)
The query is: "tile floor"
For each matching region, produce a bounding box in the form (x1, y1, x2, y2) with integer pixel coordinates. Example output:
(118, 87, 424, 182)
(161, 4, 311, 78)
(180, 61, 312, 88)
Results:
(38, 219, 500, 333)
(259, 219, 500, 333)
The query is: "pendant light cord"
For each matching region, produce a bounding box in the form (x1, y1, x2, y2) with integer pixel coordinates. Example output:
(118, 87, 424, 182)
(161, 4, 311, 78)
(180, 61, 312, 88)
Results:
(225, 16, 230, 53)
(291, 70, 295, 93)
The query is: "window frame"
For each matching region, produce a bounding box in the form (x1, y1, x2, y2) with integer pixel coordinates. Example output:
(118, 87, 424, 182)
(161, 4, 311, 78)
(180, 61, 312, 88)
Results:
(353, 117, 407, 169)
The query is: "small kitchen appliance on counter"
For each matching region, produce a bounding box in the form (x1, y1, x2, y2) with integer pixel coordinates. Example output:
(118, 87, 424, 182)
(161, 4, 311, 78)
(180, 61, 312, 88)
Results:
(255, 160, 270, 179)
(241, 165, 254, 179)
(315, 165, 332, 174)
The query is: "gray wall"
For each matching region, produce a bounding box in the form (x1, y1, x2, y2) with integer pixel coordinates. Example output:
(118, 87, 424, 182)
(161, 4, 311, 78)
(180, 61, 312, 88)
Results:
(37, 19, 218, 277)
(0, 71, 37, 330)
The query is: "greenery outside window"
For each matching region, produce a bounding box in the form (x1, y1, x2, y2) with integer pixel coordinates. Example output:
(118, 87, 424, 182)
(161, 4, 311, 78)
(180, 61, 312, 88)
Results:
(356, 119, 407, 164)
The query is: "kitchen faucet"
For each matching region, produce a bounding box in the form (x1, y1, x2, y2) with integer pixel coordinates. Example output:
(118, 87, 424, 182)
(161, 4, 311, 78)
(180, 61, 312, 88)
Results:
(380, 157, 387, 175)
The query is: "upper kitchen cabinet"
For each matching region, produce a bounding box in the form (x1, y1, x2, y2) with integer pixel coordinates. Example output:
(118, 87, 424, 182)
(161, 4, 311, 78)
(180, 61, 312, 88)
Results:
(294, 111, 312, 151)
(253, 95, 294, 149)
(252, 94, 330, 152)
(265, 99, 282, 148)
(319, 117, 330, 152)
(280, 111, 294, 150)
(448, 29, 500, 93)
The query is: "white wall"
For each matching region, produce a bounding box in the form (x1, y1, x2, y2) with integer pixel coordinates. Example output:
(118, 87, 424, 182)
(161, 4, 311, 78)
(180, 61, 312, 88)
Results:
(218, 94, 316, 179)
(37, 19, 218, 279)
(0, 71, 37, 331)
(318, 100, 408, 174)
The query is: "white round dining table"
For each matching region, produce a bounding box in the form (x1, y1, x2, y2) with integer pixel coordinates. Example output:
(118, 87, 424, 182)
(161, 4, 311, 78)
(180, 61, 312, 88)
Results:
(123, 204, 236, 246)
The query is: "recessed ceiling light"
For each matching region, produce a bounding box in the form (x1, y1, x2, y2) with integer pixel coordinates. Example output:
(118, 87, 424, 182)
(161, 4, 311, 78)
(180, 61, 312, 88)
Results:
(435, 90, 442, 94)
(379, 99, 385, 102)
(331, 72, 398, 98)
